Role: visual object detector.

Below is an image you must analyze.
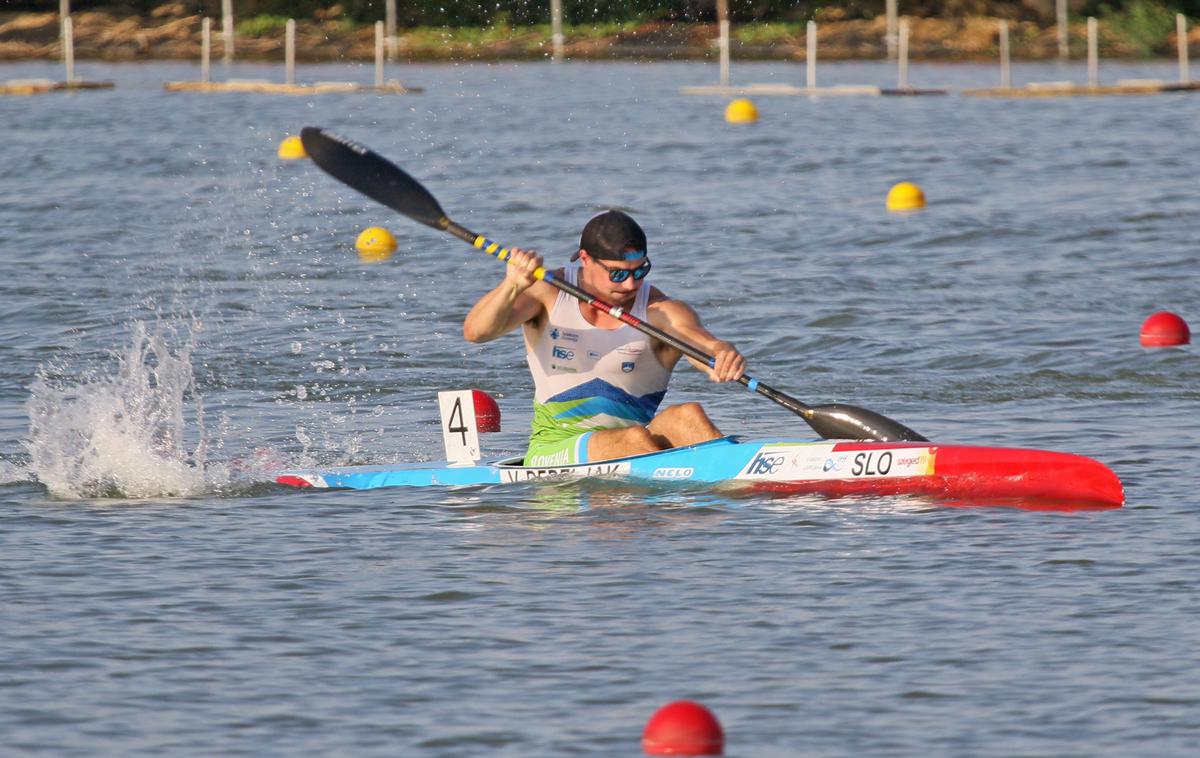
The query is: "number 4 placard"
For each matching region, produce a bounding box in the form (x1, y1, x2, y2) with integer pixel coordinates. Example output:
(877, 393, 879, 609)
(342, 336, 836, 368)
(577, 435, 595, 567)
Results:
(438, 390, 481, 463)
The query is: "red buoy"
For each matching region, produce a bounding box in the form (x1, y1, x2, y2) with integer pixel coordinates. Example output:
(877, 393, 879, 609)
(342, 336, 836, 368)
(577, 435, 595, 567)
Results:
(642, 700, 724, 756)
(471, 389, 501, 432)
(1140, 311, 1190, 347)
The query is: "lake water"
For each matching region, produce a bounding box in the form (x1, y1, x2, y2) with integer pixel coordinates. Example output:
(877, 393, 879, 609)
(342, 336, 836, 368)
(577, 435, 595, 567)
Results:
(1, 58, 1198, 756)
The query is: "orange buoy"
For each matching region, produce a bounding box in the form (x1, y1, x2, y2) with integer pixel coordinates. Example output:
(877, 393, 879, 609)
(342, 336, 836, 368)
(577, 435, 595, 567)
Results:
(472, 389, 501, 433)
(1139, 311, 1190, 347)
(642, 700, 724, 756)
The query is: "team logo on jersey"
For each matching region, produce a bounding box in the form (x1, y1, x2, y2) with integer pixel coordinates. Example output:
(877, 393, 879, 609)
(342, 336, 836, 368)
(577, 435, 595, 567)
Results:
(621, 361, 635, 373)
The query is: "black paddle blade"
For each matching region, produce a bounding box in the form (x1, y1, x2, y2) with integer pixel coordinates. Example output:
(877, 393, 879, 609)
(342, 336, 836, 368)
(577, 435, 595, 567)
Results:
(806, 404, 928, 442)
(300, 127, 448, 230)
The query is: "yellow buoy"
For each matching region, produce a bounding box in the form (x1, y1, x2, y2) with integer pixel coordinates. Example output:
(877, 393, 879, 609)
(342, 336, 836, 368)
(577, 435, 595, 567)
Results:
(886, 182, 926, 212)
(725, 98, 759, 124)
(355, 226, 398, 263)
(277, 135, 307, 160)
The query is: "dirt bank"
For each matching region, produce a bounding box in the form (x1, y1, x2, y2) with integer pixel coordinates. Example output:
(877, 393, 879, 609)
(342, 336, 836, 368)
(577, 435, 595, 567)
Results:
(2, 6, 1196, 63)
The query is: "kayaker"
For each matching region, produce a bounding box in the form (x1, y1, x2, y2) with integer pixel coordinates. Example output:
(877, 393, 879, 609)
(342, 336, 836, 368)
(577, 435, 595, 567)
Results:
(463, 210, 746, 466)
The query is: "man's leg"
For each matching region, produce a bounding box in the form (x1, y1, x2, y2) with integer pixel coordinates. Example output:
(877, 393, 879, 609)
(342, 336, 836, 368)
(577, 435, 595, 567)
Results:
(585, 403, 722, 461)
(646, 402, 722, 448)
(587, 425, 664, 461)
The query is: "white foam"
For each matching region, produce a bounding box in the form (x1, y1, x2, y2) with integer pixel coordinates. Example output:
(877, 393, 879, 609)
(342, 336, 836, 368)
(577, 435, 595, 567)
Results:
(0, 458, 30, 485)
(25, 321, 226, 500)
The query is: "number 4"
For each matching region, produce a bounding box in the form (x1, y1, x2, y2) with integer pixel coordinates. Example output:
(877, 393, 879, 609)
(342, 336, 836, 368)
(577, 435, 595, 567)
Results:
(438, 390, 481, 463)
(447, 397, 468, 446)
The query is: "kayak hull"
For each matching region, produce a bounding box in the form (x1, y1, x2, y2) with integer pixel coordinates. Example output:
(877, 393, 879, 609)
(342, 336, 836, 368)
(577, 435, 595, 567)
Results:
(276, 436, 1124, 507)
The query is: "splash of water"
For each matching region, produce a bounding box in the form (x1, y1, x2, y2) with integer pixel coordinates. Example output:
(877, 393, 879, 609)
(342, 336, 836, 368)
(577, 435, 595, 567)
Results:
(0, 458, 28, 486)
(26, 321, 226, 499)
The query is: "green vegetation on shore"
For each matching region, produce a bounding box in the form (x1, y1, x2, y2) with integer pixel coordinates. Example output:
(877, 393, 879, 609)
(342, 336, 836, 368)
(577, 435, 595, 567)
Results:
(1102, 0, 1184, 54)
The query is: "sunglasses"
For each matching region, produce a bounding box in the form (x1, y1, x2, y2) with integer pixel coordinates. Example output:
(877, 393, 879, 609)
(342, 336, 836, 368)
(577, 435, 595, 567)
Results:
(591, 256, 652, 283)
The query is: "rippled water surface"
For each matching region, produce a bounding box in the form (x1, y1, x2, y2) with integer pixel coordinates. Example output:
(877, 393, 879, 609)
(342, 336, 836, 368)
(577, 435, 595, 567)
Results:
(2, 59, 1198, 755)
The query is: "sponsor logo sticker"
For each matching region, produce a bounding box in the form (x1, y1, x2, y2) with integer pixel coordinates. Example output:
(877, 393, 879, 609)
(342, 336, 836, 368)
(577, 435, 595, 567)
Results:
(743, 452, 786, 476)
(739, 444, 837, 479)
(734, 444, 934, 481)
(652, 467, 694, 479)
(552, 346, 575, 360)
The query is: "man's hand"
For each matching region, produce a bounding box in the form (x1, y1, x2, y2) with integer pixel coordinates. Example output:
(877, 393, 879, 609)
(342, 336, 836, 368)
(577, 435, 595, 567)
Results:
(504, 248, 544, 294)
(463, 248, 548, 343)
(708, 343, 746, 383)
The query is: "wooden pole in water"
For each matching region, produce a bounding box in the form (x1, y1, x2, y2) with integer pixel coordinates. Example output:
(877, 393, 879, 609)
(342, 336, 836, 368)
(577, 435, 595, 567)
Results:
(374, 21, 385, 87)
(806, 21, 817, 89)
(898, 18, 909, 89)
(59, 0, 70, 79)
(222, 0, 234, 64)
(717, 0, 730, 87)
(285, 19, 296, 86)
(59, 0, 69, 49)
(201, 17, 211, 83)
(63, 15, 75, 83)
(886, 0, 898, 60)
(1178, 14, 1190, 85)
(999, 20, 1011, 89)
(1057, 0, 1069, 59)
(385, 0, 397, 61)
(551, 0, 564, 63)
(1087, 16, 1098, 87)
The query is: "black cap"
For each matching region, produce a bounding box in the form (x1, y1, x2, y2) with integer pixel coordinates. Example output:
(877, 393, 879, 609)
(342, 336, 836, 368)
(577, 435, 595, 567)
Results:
(571, 210, 647, 262)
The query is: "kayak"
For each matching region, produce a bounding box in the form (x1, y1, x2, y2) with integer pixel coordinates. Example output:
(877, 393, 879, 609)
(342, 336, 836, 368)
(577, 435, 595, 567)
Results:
(275, 436, 1124, 507)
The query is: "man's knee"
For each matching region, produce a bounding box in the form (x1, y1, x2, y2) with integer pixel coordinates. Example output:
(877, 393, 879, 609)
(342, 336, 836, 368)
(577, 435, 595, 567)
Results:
(589, 425, 661, 459)
(637, 425, 663, 447)
(665, 402, 709, 422)
(650, 402, 722, 445)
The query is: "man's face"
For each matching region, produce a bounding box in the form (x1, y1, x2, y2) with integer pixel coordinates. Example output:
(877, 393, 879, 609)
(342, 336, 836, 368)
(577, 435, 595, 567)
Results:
(580, 251, 650, 306)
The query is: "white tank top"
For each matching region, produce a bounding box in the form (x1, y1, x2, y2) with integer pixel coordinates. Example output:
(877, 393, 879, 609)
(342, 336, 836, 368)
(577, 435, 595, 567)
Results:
(526, 266, 671, 440)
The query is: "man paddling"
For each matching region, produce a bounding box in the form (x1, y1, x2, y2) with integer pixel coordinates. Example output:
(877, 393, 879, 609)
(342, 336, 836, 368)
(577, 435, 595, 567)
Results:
(463, 210, 746, 466)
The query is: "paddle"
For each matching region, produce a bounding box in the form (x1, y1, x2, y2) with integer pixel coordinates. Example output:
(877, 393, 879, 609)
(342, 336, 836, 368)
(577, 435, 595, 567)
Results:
(299, 127, 927, 443)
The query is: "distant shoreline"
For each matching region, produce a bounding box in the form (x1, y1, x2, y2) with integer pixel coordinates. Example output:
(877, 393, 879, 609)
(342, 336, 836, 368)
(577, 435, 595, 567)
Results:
(2, 9, 1196, 64)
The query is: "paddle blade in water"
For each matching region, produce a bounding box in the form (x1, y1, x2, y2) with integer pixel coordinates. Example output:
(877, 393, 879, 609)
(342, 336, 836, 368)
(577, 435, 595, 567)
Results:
(806, 404, 928, 442)
(300, 127, 448, 230)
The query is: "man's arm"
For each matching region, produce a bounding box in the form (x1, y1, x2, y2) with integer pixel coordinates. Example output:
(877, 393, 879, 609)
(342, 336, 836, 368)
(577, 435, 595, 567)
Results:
(648, 298, 747, 382)
(463, 248, 547, 343)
